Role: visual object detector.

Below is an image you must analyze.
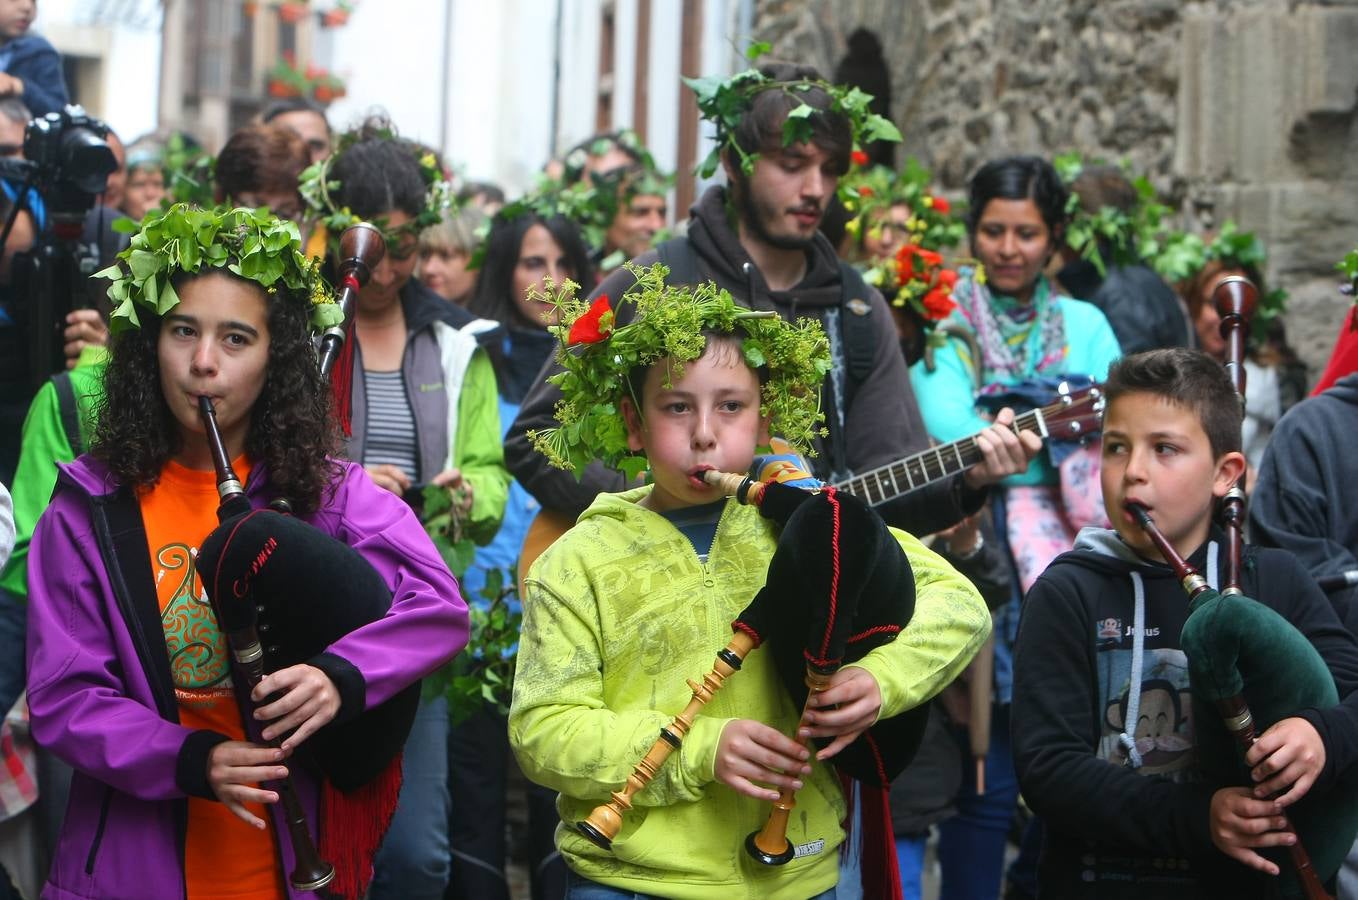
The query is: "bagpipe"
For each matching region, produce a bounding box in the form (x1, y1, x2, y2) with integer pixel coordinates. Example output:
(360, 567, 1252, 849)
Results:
(1128, 275, 1358, 900)
(578, 459, 923, 897)
(191, 224, 409, 899)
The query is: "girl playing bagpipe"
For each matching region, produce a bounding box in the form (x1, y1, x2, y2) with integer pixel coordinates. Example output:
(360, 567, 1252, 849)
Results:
(508, 264, 991, 900)
(24, 204, 468, 899)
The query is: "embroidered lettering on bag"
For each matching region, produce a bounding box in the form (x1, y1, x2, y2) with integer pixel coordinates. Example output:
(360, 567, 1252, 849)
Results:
(418, 382, 444, 393)
(793, 839, 826, 858)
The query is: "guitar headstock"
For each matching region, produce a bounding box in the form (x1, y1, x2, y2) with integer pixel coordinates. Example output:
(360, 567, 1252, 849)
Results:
(1042, 383, 1105, 440)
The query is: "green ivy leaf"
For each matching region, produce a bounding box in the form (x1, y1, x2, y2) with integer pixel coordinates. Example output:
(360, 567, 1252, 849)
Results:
(745, 40, 771, 61)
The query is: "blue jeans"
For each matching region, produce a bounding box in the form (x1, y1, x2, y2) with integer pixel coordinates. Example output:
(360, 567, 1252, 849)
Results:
(369, 695, 452, 900)
(565, 871, 837, 899)
(894, 834, 926, 900)
(936, 704, 1019, 900)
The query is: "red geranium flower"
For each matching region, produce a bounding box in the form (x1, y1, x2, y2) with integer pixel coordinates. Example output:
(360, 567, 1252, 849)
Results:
(931, 196, 951, 215)
(851, 149, 869, 166)
(937, 268, 958, 289)
(921, 286, 957, 321)
(857, 185, 874, 198)
(567, 296, 614, 346)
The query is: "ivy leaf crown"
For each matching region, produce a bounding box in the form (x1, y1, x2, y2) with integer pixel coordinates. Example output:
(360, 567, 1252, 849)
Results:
(298, 122, 452, 253)
(527, 262, 832, 481)
(93, 203, 340, 335)
(682, 45, 902, 179)
(1057, 152, 1288, 337)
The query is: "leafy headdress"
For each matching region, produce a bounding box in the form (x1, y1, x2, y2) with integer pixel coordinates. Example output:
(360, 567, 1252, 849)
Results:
(474, 131, 674, 272)
(1056, 152, 1288, 339)
(299, 121, 451, 253)
(528, 263, 832, 480)
(94, 203, 339, 333)
(683, 49, 902, 178)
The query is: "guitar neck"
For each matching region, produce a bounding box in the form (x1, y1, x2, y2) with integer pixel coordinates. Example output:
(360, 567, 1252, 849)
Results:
(833, 407, 1050, 507)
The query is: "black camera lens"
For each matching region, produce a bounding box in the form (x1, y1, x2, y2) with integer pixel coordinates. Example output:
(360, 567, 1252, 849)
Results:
(59, 127, 116, 195)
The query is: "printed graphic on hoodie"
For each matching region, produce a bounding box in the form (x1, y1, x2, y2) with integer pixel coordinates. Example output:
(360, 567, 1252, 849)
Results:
(1094, 638, 1196, 777)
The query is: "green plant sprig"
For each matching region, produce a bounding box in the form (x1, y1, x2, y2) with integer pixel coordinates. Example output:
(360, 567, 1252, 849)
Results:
(421, 566, 522, 725)
(527, 262, 831, 480)
(94, 203, 340, 334)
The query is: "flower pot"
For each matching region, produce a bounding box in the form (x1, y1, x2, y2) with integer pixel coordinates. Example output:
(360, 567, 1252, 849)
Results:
(278, 2, 308, 24)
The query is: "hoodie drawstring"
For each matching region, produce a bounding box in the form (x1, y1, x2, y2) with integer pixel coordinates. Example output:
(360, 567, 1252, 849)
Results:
(1119, 572, 1148, 769)
(1119, 539, 1220, 770)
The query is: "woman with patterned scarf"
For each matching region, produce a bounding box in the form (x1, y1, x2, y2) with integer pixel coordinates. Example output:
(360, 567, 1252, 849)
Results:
(906, 155, 1120, 900)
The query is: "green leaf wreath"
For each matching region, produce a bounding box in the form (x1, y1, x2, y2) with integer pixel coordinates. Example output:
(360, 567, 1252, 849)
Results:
(682, 50, 902, 178)
(527, 263, 832, 481)
(1057, 152, 1288, 339)
(93, 203, 340, 334)
(298, 123, 452, 253)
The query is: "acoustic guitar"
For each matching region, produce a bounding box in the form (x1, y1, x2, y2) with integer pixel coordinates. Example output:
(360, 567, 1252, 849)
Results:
(516, 382, 1106, 583)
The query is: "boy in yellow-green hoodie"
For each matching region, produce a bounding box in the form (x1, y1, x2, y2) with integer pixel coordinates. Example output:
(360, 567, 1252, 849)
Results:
(508, 265, 990, 900)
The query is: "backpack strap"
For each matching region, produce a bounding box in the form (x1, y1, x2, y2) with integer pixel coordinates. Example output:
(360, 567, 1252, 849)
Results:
(51, 370, 84, 456)
(836, 260, 879, 412)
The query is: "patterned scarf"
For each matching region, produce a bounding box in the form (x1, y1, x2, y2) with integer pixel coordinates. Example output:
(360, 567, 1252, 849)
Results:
(950, 267, 1067, 384)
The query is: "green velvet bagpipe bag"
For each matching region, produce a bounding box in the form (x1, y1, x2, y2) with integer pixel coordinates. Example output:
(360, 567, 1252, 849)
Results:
(1180, 587, 1358, 896)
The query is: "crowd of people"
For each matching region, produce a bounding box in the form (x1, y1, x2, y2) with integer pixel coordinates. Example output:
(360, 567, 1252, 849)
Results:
(0, 9, 1356, 899)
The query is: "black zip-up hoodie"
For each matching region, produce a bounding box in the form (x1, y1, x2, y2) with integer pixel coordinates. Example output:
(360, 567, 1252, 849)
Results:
(503, 186, 981, 534)
(1012, 526, 1358, 898)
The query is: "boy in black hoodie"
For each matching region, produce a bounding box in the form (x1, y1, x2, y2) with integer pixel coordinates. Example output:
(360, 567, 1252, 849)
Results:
(1012, 348, 1358, 898)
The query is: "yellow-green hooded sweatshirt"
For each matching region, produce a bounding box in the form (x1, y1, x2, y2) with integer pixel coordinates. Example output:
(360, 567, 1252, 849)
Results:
(509, 486, 990, 900)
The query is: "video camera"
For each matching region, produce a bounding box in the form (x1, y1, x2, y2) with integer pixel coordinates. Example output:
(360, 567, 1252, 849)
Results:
(0, 105, 118, 391)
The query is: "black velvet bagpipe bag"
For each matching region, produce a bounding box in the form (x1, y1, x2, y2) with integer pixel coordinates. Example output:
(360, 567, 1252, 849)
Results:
(193, 506, 421, 791)
(734, 482, 926, 785)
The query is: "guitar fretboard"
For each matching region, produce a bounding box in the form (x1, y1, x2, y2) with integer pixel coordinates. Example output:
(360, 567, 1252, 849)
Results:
(833, 407, 1050, 507)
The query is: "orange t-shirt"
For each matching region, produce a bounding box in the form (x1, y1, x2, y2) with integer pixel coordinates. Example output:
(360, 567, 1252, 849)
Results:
(140, 458, 285, 900)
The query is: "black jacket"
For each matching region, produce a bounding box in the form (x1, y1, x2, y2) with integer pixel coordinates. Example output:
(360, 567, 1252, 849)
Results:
(1250, 374, 1358, 634)
(503, 186, 982, 535)
(1057, 257, 1192, 355)
(1012, 527, 1358, 899)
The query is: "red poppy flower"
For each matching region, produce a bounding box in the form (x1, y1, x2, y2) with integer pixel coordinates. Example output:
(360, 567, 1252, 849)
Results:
(931, 196, 951, 215)
(921, 286, 957, 321)
(858, 185, 874, 198)
(851, 150, 869, 166)
(567, 296, 614, 346)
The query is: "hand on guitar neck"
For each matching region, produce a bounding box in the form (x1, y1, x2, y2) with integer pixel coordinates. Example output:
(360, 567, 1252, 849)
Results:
(959, 406, 1044, 490)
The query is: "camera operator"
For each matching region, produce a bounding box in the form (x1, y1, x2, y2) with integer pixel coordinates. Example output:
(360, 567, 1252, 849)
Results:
(0, 105, 115, 482)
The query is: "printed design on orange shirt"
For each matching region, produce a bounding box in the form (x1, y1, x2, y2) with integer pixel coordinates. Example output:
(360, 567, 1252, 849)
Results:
(156, 542, 233, 705)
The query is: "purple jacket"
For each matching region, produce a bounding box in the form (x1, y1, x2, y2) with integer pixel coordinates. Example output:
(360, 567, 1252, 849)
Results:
(25, 456, 469, 899)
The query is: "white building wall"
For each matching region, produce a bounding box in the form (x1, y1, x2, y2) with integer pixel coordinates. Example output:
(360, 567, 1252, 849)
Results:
(35, 0, 162, 143)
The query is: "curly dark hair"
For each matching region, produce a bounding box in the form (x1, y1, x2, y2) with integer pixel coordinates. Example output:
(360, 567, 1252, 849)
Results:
(91, 269, 341, 513)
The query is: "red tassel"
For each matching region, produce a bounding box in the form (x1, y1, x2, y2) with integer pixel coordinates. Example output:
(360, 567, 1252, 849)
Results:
(328, 272, 362, 437)
(317, 753, 404, 899)
(840, 737, 903, 900)
(330, 317, 357, 437)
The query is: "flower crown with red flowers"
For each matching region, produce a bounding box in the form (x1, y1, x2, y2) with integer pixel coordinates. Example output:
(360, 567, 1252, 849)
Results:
(527, 263, 831, 480)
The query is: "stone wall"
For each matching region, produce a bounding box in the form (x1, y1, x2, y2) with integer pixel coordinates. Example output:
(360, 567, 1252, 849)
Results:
(752, 0, 1358, 377)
